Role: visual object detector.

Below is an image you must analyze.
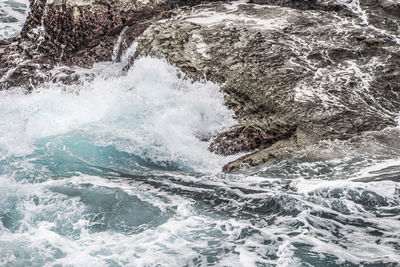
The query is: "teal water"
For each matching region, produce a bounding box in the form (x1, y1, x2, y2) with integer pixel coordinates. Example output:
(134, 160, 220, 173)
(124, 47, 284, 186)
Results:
(0, 56, 399, 266)
(1, 2, 400, 266)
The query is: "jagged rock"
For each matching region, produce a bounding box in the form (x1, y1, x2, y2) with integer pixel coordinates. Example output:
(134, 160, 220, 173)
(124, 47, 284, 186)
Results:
(0, 0, 214, 90)
(1, 0, 399, 172)
(135, 1, 400, 172)
(1, 0, 166, 90)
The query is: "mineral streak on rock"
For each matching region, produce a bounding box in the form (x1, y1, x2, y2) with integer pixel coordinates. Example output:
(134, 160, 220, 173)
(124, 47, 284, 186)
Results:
(135, 1, 400, 172)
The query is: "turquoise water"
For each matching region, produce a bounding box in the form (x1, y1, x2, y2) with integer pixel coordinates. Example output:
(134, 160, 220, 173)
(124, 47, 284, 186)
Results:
(1, 2, 400, 266)
(0, 56, 399, 266)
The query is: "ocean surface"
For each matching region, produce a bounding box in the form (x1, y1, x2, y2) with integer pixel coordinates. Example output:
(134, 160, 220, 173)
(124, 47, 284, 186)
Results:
(1, 1, 400, 266)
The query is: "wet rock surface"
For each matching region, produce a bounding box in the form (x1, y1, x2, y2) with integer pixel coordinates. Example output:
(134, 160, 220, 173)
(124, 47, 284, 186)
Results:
(1, 0, 400, 172)
(0, 0, 214, 90)
(135, 1, 400, 171)
(1, 0, 161, 90)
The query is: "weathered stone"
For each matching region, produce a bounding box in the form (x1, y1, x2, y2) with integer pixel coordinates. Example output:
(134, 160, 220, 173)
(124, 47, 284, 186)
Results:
(135, 2, 400, 172)
(1, 0, 399, 172)
(1, 0, 166, 90)
(0, 0, 217, 90)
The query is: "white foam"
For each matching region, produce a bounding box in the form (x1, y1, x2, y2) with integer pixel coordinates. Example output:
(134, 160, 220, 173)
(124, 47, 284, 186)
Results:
(0, 57, 236, 172)
(293, 178, 398, 199)
(336, 0, 369, 24)
(335, 0, 400, 44)
(185, 10, 287, 31)
(0, 0, 29, 40)
(191, 33, 210, 59)
(0, 172, 273, 266)
(111, 27, 128, 62)
(350, 157, 400, 181)
(1, 162, 400, 266)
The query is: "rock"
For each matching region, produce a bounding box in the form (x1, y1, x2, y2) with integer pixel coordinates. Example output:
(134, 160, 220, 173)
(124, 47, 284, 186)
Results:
(0, 0, 216, 90)
(1, 0, 399, 172)
(1, 0, 165, 90)
(135, 2, 400, 172)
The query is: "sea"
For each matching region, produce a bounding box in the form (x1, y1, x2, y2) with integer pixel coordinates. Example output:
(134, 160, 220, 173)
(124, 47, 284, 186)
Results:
(0, 1, 399, 266)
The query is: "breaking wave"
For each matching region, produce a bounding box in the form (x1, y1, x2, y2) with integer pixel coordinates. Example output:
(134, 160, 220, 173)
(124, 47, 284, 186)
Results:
(1, 1, 400, 266)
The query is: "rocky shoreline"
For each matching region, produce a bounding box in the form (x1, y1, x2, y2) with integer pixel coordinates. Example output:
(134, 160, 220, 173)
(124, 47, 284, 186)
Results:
(0, 0, 211, 90)
(1, 0, 400, 172)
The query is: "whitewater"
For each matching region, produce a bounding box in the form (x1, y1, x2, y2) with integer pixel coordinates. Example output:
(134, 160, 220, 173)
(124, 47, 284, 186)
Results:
(1, 1, 400, 266)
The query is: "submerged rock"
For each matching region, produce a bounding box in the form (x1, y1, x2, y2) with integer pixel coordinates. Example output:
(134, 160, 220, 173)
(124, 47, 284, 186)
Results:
(135, 1, 400, 171)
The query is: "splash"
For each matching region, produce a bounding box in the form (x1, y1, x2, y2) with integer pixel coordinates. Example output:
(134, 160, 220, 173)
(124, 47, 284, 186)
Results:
(0, 57, 236, 173)
(0, 0, 29, 40)
(1, 1, 400, 266)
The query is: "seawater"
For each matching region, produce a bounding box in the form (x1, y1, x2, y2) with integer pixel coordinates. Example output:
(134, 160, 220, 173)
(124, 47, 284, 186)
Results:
(1, 2, 400, 267)
(0, 0, 29, 40)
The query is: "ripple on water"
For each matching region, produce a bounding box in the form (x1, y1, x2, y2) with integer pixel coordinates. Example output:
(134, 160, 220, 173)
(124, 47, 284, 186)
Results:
(0, 49, 399, 266)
